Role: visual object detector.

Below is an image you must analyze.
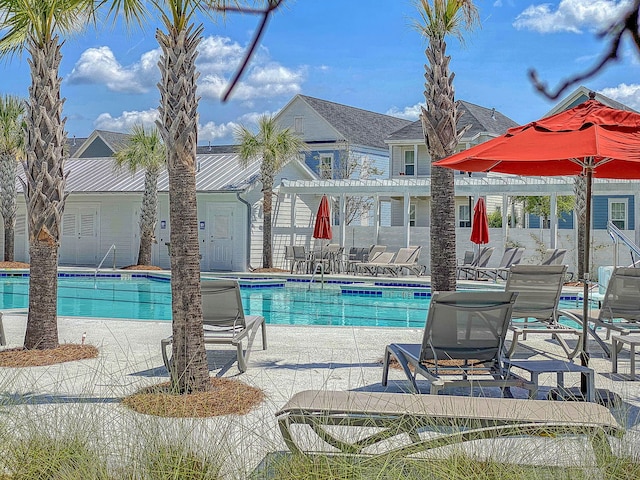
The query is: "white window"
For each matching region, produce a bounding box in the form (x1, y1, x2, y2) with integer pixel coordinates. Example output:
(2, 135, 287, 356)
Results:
(294, 116, 304, 134)
(610, 199, 627, 229)
(320, 154, 333, 179)
(403, 149, 415, 176)
(409, 204, 416, 227)
(459, 204, 470, 227)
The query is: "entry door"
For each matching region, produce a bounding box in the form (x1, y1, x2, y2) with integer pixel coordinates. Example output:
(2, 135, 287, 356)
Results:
(206, 204, 234, 271)
(61, 205, 99, 265)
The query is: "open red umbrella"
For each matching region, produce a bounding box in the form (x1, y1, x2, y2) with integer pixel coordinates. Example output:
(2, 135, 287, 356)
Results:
(435, 94, 640, 396)
(470, 197, 489, 246)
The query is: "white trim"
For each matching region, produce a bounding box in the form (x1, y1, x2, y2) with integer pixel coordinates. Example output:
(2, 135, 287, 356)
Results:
(609, 197, 628, 230)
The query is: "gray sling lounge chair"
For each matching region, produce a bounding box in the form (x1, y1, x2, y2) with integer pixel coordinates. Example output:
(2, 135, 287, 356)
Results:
(276, 390, 623, 460)
(540, 248, 567, 266)
(560, 267, 640, 356)
(381, 246, 426, 277)
(381, 291, 534, 396)
(456, 246, 495, 280)
(161, 279, 267, 375)
(504, 265, 582, 359)
(356, 251, 394, 276)
(474, 247, 525, 281)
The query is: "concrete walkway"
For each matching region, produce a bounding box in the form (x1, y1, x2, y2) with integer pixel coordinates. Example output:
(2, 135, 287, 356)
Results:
(1, 311, 640, 477)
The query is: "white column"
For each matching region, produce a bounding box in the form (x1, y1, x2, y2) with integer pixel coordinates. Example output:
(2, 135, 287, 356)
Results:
(502, 194, 509, 248)
(404, 191, 411, 247)
(373, 194, 380, 244)
(550, 193, 558, 248)
(339, 193, 346, 246)
(291, 193, 297, 244)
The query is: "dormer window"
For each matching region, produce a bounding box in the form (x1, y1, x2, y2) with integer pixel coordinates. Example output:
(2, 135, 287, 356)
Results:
(403, 149, 415, 176)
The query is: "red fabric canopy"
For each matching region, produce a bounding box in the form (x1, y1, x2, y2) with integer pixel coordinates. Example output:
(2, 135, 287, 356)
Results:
(470, 197, 489, 245)
(313, 195, 332, 240)
(435, 99, 640, 178)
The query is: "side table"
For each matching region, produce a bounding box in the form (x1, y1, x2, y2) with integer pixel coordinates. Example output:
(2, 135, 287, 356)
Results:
(611, 334, 640, 380)
(504, 359, 595, 402)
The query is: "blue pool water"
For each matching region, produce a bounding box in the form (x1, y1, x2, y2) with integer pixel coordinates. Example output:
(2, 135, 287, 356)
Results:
(0, 275, 583, 329)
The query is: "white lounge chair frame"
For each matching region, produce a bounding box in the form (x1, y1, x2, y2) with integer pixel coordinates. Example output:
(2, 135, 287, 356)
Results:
(457, 246, 495, 279)
(161, 279, 267, 375)
(276, 390, 623, 461)
(474, 247, 525, 281)
(381, 246, 426, 277)
(382, 291, 535, 396)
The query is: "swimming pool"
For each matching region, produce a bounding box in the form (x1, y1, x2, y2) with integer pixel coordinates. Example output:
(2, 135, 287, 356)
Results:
(0, 274, 583, 329)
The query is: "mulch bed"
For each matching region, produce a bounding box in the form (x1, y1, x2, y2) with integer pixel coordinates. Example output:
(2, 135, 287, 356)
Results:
(0, 344, 99, 367)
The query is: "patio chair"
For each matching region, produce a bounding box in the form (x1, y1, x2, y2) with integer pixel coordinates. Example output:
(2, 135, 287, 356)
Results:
(559, 267, 640, 357)
(355, 251, 395, 276)
(276, 390, 623, 460)
(161, 279, 267, 375)
(504, 265, 582, 359)
(381, 291, 535, 396)
(456, 246, 495, 280)
(344, 247, 370, 273)
(540, 248, 567, 266)
(291, 245, 310, 273)
(380, 245, 426, 277)
(474, 247, 525, 281)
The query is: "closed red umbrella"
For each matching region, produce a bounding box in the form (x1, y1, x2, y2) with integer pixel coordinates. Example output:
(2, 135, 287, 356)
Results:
(313, 195, 332, 241)
(435, 95, 640, 398)
(470, 197, 489, 245)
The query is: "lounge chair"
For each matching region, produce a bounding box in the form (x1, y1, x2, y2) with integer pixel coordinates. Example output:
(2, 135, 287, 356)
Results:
(276, 390, 623, 460)
(381, 246, 426, 277)
(344, 247, 370, 274)
(456, 246, 495, 280)
(160, 279, 267, 375)
(356, 251, 395, 276)
(474, 247, 525, 281)
(504, 265, 582, 359)
(381, 291, 535, 396)
(540, 248, 567, 265)
(559, 267, 640, 357)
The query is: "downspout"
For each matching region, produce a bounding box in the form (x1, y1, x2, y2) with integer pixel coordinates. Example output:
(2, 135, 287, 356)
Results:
(237, 191, 257, 271)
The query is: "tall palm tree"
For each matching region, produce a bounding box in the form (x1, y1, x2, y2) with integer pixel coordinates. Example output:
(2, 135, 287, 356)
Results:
(235, 115, 306, 268)
(113, 125, 165, 266)
(105, 0, 228, 393)
(415, 0, 479, 292)
(0, 94, 25, 262)
(0, 0, 97, 350)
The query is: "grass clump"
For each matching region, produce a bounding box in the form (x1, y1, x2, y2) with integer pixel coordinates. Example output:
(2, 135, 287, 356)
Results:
(122, 377, 265, 417)
(130, 444, 222, 480)
(2, 434, 110, 480)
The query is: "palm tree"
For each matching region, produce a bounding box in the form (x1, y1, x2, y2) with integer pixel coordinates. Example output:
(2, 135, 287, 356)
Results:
(0, 94, 25, 262)
(105, 0, 224, 393)
(235, 115, 306, 268)
(415, 0, 479, 292)
(113, 125, 165, 266)
(0, 0, 97, 350)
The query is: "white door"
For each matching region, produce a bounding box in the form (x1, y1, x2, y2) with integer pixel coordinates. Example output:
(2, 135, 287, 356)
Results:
(206, 204, 234, 271)
(61, 205, 99, 265)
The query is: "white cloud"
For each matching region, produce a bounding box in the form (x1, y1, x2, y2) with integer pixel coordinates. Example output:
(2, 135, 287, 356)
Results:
(513, 0, 632, 34)
(69, 35, 306, 102)
(386, 103, 423, 120)
(93, 109, 160, 131)
(67, 46, 159, 93)
(599, 83, 640, 110)
(199, 120, 239, 142)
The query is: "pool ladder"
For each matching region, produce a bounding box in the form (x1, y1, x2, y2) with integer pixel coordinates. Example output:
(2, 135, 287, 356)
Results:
(308, 262, 325, 290)
(94, 244, 117, 286)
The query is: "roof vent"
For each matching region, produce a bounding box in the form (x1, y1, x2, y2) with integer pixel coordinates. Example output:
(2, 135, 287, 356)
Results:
(490, 108, 496, 120)
(208, 140, 212, 151)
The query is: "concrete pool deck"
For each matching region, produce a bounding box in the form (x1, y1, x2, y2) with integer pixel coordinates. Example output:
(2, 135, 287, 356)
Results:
(1, 307, 640, 477)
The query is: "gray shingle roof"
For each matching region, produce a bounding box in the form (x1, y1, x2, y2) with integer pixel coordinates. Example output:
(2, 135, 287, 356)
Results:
(298, 95, 412, 149)
(65, 136, 88, 157)
(385, 100, 518, 142)
(94, 130, 132, 152)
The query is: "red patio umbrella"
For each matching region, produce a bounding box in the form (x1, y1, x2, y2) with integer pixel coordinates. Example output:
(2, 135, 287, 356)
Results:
(313, 195, 332, 241)
(470, 197, 489, 246)
(434, 95, 640, 396)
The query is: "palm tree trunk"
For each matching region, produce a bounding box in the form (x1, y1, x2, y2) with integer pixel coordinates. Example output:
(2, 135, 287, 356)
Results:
(157, 24, 209, 393)
(0, 153, 17, 262)
(422, 37, 458, 292)
(22, 36, 67, 350)
(262, 176, 274, 268)
(137, 169, 159, 266)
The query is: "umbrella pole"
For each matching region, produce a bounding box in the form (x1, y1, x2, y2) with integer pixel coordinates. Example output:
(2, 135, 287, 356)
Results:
(580, 169, 593, 391)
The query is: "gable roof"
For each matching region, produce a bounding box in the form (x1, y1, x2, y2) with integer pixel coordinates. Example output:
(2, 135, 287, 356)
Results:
(297, 95, 412, 149)
(65, 136, 88, 157)
(196, 144, 238, 155)
(385, 100, 518, 142)
(72, 129, 132, 158)
(544, 85, 637, 116)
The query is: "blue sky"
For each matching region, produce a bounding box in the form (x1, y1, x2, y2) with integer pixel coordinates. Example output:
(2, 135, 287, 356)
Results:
(2, 0, 640, 145)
